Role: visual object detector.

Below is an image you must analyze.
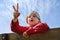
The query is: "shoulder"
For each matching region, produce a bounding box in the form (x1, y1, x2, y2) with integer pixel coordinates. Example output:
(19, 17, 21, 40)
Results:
(38, 22, 47, 25)
(37, 22, 49, 27)
(42, 22, 47, 25)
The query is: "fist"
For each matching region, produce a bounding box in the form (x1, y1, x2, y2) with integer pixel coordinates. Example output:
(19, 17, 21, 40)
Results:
(23, 32, 29, 38)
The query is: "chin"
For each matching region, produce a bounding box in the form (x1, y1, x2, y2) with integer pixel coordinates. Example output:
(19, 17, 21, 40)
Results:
(30, 22, 38, 26)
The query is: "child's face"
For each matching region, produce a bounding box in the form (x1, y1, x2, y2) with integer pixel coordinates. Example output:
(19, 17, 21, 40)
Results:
(28, 13, 40, 26)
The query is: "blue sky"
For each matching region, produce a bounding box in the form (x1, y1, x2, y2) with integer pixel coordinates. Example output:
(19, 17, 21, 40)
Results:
(0, 0, 60, 34)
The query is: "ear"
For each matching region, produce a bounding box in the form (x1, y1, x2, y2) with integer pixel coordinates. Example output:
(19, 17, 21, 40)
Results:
(26, 16, 28, 23)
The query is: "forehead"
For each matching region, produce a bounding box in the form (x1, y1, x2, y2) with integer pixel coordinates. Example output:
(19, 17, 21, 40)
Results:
(28, 13, 37, 16)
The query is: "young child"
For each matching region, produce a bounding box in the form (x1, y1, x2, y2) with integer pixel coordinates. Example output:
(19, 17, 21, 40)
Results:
(10, 3, 49, 38)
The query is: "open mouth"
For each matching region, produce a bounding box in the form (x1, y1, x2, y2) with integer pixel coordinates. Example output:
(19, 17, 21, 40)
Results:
(30, 19, 33, 21)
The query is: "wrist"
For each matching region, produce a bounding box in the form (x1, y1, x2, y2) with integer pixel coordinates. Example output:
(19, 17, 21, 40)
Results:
(13, 18, 18, 22)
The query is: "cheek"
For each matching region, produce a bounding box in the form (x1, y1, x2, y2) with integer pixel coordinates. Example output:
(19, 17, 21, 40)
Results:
(28, 18, 30, 22)
(34, 18, 39, 22)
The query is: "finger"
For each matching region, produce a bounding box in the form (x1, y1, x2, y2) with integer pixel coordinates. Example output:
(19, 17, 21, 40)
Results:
(13, 6, 16, 11)
(16, 3, 19, 11)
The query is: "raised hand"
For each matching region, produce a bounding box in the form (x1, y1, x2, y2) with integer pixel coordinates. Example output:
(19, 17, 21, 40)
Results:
(13, 3, 20, 22)
(13, 3, 20, 19)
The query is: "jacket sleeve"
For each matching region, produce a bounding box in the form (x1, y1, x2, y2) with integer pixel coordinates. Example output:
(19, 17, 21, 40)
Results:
(10, 20, 29, 35)
(25, 22, 49, 35)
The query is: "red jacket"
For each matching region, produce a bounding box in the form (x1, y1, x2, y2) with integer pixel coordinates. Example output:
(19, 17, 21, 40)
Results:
(10, 20, 49, 35)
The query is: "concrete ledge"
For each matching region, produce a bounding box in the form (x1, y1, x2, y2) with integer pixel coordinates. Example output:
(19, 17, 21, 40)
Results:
(0, 28, 60, 40)
(22, 28, 60, 40)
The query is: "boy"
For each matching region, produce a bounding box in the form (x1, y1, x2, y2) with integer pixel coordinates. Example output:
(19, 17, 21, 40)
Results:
(10, 3, 49, 38)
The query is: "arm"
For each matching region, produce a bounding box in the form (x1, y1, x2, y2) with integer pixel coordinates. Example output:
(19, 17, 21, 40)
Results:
(10, 20, 29, 35)
(10, 3, 28, 35)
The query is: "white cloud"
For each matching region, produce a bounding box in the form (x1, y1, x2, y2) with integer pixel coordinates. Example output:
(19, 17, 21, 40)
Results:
(0, 4, 4, 8)
(25, 0, 29, 2)
(10, 0, 18, 4)
(44, 0, 51, 14)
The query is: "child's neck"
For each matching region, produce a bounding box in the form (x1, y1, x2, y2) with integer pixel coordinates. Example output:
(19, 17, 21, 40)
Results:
(30, 22, 40, 27)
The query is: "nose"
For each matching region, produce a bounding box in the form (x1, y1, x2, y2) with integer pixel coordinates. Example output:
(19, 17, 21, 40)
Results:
(30, 16, 33, 19)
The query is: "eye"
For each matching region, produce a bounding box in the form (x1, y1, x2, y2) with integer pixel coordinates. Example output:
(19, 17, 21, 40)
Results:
(28, 16, 31, 18)
(33, 16, 36, 17)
